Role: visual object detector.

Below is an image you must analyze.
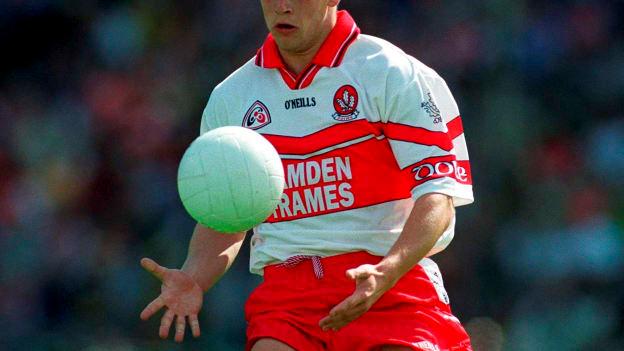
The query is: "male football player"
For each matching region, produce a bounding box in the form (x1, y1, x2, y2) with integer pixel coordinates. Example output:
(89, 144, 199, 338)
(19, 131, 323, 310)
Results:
(141, 1, 474, 350)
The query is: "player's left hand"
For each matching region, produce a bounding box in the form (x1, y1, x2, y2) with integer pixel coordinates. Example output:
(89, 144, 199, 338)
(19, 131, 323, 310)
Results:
(319, 263, 397, 331)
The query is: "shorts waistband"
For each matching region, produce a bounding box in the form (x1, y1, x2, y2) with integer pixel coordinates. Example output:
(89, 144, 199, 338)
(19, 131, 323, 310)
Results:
(263, 251, 383, 280)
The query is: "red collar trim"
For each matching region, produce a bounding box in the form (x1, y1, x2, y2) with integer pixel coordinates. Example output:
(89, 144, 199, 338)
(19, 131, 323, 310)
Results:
(255, 10, 360, 69)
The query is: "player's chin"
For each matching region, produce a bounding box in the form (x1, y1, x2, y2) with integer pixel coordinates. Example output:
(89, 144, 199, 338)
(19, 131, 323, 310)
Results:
(271, 34, 299, 49)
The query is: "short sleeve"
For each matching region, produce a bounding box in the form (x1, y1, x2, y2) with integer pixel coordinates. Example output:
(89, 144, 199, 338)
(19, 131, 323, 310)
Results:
(383, 64, 474, 207)
(200, 89, 228, 135)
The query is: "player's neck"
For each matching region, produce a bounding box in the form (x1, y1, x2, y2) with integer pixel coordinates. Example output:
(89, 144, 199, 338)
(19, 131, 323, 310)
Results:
(279, 46, 319, 76)
(279, 14, 336, 76)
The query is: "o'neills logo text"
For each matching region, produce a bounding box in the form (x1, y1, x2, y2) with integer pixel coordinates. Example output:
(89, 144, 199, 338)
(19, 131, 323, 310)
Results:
(272, 156, 354, 220)
(285, 97, 316, 110)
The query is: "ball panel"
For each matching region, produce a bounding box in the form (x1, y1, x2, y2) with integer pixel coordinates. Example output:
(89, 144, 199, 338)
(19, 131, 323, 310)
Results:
(178, 148, 204, 178)
(178, 153, 208, 201)
(181, 192, 212, 221)
(223, 134, 254, 220)
(238, 137, 260, 221)
(237, 134, 273, 219)
(269, 174, 286, 202)
(246, 132, 285, 220)
(198, 135, 237, 220)
(178, 152, 212, 220)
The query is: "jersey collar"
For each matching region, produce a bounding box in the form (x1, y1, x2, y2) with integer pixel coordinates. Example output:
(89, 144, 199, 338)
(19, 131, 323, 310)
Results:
(255, 10, 360, 69)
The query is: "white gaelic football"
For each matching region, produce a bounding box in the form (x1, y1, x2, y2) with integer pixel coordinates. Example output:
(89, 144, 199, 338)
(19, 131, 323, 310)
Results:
(177, 126, 285, 233)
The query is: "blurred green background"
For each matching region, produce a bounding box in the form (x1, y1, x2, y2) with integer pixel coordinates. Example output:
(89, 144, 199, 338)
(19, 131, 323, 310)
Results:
(1, 1, 623, 350)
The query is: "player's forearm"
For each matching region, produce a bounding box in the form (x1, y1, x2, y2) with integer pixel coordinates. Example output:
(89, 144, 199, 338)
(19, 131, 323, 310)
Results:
(377, 193, 454, 284)
(181, 223, 246, 292)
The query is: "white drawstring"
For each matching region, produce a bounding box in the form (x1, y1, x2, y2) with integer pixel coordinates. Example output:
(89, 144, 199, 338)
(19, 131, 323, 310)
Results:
(278, 255, 324, 279)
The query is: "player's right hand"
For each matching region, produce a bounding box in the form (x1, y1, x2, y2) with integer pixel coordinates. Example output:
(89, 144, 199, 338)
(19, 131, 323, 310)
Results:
(140, 257, 204, 343)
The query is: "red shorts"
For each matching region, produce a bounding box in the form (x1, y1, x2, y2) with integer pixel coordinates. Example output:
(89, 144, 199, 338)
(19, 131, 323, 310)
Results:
(245, 251, 472, 351)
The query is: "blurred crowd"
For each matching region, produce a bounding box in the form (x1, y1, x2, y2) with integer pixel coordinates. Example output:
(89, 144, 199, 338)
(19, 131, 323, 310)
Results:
(1, 1, 623, 350)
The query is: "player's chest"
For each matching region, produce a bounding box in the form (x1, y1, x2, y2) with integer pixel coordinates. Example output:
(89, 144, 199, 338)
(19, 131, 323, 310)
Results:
(227, 71, 377, 136)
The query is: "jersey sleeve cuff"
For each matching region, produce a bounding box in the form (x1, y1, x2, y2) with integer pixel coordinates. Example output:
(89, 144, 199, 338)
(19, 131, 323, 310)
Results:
(410, 178, 474, 207)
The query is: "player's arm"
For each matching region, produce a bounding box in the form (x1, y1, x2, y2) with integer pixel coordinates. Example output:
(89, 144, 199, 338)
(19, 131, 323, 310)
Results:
(377, 193, 453, 284)
(319, 193, 452, 330)
(181, 224, 246, 291)
(140, 224, 245, 342)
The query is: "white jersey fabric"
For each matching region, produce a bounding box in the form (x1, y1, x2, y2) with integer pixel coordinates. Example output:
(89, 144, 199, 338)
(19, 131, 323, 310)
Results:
(200, 11, 474, 275)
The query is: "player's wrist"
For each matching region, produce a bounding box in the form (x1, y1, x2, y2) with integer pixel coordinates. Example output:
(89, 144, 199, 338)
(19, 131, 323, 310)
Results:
(375, 257, 405, 286)
(180, 266, 208, 292)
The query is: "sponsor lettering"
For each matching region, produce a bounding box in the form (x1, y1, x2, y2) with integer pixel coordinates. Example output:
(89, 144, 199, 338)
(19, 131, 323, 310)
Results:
(411, 158, 471, 185)
(285, 97, 316, 110)
(273, 156, 354, 219)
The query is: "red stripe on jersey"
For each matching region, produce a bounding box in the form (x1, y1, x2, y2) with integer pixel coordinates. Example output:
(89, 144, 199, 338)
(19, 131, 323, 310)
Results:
(262, 119, 382, 156)
(266, 136, 413, 222)
(265, 127, 471, 223)
(380, 122, 454, 151)
(446, 116, 464, 140)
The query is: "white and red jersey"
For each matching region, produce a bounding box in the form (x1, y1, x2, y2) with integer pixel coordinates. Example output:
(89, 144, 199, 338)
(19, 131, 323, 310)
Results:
(200, 11, 474, 275)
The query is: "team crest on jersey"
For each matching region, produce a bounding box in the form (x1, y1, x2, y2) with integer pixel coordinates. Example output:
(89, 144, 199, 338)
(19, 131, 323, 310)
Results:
(243, 100, 271, 130)
(332, 85, 359, 121)
(421, 92, 442, 124)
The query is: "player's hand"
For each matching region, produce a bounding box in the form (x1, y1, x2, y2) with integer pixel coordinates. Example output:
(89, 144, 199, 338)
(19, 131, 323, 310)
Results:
(319, 263, 397, 331)
(140, 258, 204, 343)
